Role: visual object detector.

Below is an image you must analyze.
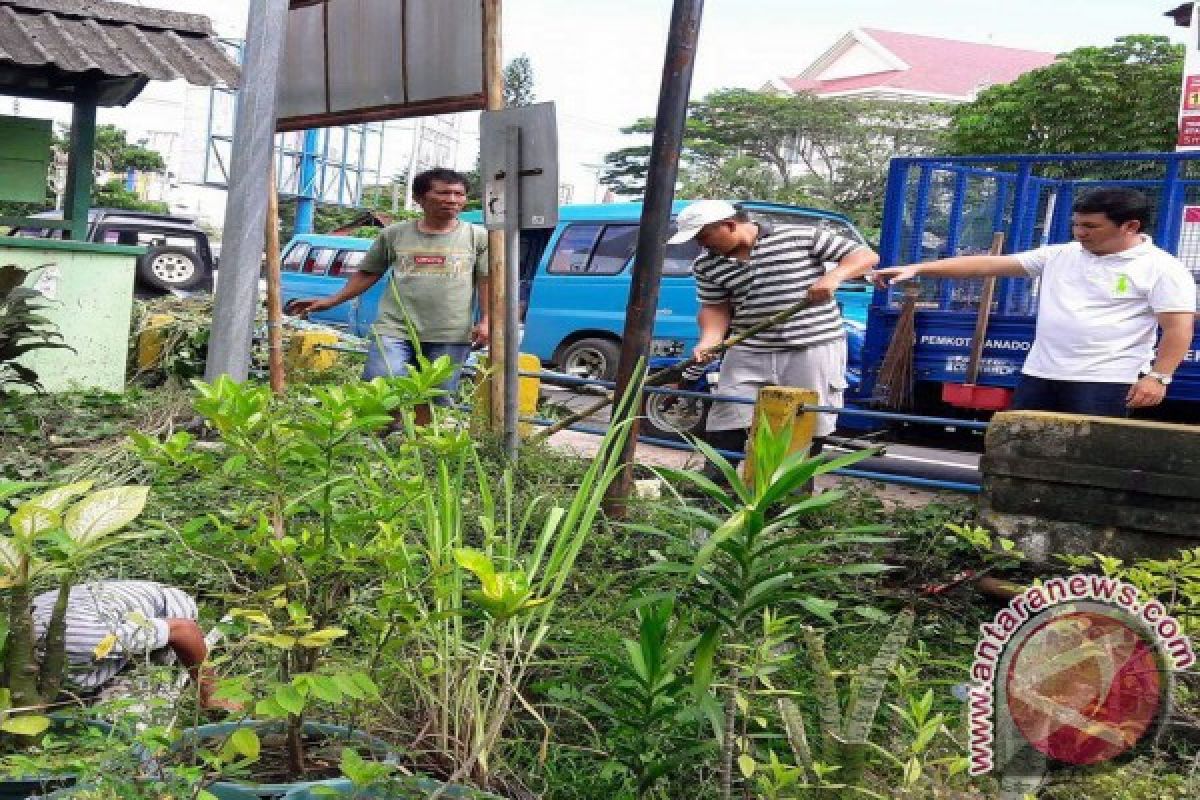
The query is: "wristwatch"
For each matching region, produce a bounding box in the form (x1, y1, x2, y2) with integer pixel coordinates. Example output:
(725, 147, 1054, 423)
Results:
(1144, 371, 1173, 386)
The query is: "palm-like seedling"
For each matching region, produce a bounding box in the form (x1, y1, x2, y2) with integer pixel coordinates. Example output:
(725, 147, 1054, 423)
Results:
(641, 421, 895, 798)
(648, 420, 893, 635)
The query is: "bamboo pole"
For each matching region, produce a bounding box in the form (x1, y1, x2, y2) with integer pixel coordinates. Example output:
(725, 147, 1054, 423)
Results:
(264, 160, 286, 395)
(483, 0, 506, 431)
(530, 293, 818, 443)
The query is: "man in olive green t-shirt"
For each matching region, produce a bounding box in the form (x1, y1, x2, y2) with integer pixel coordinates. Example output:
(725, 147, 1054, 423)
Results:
(287, 168, 489, 423)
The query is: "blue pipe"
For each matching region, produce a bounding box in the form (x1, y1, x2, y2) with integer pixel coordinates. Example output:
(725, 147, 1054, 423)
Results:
(527, 371, 990, 428)
(519, 415, 979, 493)
(294, 128, 321, 235)
(798, 404, 989, 430)
(830, 468, 980, 493)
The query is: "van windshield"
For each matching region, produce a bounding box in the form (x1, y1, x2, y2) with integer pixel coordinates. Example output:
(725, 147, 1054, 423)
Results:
(747, 210, 865, 244)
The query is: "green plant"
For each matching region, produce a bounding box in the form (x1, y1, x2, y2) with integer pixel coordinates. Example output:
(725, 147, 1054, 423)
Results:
(0, 264, 72, 394)
(366, 363, 646, 790)
(776, 608, 915, 799)
(581, 597, 713, 798)
(0, 481, 149, 738)
(134, 373, 444, 778)
(643, 421, 893, 798)
(944, 522, 1023, 569)
(877, 684, 969, 796)
(1061, 547, 1200, 638)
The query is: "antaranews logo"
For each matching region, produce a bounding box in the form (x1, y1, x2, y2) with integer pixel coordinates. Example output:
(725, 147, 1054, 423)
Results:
(968, 574, 1195, 777)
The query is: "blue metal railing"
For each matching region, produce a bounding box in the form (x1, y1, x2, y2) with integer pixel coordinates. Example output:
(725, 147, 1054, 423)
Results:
(312, 345, 984, 492)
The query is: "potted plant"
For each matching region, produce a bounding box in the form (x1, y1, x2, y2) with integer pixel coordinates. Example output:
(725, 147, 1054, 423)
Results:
(0, 480, 150, 797)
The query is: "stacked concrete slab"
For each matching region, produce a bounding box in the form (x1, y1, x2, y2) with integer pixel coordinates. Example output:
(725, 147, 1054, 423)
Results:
(980, 412, 1200, 561)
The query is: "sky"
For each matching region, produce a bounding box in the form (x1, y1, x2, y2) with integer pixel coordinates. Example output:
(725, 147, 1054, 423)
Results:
(17, 0, 1194, 205)
(501, 0, 1189, 199)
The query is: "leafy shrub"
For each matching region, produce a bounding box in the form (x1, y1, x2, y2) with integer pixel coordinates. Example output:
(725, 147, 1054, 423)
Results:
(0, 264, 71, 394)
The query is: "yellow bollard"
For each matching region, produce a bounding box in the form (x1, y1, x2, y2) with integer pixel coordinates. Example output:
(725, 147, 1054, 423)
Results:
(284, 330, 341, 373)
(135, 313, 176, 370)
(744, 386, 819, 486)
(472, 353, 542, 436)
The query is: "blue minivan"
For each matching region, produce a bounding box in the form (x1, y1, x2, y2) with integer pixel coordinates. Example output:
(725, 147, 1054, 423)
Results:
(278, 202, 869, 363)
(279, 201, 872, 436)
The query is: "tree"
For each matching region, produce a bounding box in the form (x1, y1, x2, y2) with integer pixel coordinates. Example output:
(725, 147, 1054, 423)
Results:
(503, 54, 536, 107)
(93, 124, 166, 172)
(944, 35, 1183, 156)
(600, 88, 942, 226)
(92, 178, 168, 212)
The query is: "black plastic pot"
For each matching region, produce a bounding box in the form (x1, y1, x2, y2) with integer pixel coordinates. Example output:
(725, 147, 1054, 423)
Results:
(171, 721, 494, 799)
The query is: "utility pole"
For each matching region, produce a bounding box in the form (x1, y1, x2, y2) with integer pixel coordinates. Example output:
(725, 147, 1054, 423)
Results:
(603, 0, 705, 515)
(205, 0, 288, 381)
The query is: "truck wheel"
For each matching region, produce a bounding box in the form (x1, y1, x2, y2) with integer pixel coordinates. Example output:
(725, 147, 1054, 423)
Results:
(642, 391, 709, 442)
(558, 337, 620, 383)
(137, 246, 210, 292)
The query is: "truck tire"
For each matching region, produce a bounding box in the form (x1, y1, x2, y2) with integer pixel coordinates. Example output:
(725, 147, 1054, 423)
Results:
(136, 246, 210, 292)
(557, 337, 620, 383)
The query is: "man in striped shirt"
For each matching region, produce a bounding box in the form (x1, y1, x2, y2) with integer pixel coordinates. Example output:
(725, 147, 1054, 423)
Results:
(31, 580, 232, 710)
(669, 200, 879, 460)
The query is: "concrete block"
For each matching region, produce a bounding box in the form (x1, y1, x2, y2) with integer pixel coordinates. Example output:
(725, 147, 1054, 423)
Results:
(979, 411, 1200, 561)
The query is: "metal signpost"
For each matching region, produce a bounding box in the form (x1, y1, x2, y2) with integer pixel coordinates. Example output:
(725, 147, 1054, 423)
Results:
(480, 102, 559, 458)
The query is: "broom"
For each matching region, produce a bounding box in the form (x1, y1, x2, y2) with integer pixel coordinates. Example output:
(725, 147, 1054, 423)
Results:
(874, 286, 917, 410)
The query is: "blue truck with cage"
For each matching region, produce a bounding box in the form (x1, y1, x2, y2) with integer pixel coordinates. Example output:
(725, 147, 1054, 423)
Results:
(855, 152, 1200, 432)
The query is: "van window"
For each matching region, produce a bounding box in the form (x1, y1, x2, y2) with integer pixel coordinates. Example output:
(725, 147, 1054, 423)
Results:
(97, 226, 203, 253)
(548, 224, 603, 274)
(302, 247, 337, 275)
(329, 249, 365, 277)
(664, 238, 701, 276)
(589, 225, 638, 274)
(282, 242, 310, 272)
(749, 210, 864, 244)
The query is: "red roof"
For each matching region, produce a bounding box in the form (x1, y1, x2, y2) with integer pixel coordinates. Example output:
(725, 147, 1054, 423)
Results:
(784, 29, 1056, 99)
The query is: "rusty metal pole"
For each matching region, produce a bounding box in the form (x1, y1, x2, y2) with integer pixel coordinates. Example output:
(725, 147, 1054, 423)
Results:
(483, 0, 508, 432)
(603, 0, 705, 516)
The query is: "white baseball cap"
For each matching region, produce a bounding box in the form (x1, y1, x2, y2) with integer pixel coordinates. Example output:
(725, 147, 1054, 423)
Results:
(667, 199, 738, 244)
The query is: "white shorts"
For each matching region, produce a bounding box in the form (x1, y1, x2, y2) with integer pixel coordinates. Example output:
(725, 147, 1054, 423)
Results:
(706, 340, 847, 437)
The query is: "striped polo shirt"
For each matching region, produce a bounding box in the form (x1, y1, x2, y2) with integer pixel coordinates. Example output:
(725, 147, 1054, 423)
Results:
(693, 222, 863, 350)
(32, 581, 198, 690)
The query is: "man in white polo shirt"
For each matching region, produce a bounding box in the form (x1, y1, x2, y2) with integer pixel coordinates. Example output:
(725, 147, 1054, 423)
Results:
(873, 188, 1196, 416)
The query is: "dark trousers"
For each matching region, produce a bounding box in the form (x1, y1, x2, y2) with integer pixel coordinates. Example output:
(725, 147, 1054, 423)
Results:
(1010, 374, 1131, 417)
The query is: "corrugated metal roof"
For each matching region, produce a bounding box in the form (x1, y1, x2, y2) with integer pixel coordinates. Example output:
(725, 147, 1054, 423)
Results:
(0, 0, 240, 106)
